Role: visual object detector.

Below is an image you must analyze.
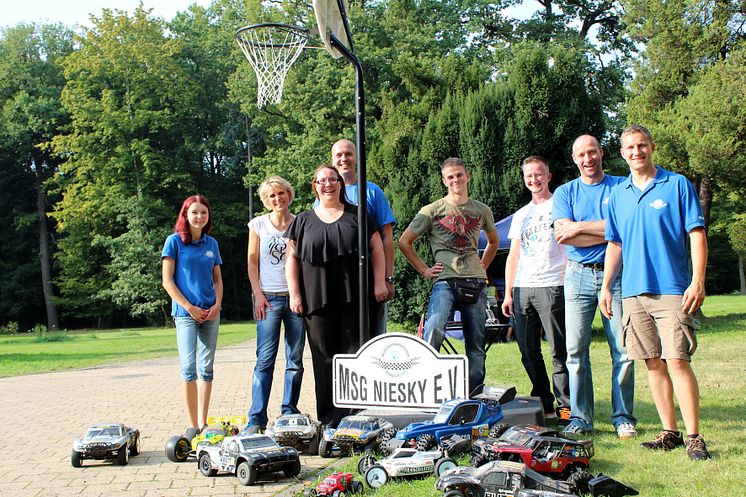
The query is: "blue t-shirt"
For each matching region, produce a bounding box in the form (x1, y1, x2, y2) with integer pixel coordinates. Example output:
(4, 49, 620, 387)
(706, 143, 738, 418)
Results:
(314, 181, 396, 228)
(605, 167, 705, 298)
(552, 174, 624, 264)
(162, 233, 223, 317)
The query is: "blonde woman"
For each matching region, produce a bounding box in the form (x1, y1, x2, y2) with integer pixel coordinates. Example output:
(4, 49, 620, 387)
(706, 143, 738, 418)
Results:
(244, 176, 305, 433)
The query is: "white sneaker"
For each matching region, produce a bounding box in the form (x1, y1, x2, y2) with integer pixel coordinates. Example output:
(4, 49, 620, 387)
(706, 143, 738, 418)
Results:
(617, 422, 637, 440)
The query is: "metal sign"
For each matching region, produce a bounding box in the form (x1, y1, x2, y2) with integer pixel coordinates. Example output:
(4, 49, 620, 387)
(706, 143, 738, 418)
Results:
(333, 332, 468, 410)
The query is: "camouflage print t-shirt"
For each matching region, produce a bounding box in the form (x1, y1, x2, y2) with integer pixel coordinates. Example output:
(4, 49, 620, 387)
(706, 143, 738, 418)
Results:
(407, 198, 495, 281)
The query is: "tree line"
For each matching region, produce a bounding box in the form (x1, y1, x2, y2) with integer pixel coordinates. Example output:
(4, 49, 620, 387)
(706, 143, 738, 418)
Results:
(1, 0, 744, 332)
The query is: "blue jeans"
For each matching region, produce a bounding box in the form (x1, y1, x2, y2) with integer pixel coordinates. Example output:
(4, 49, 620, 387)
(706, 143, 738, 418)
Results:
(564, 261, 635, 429)
(175, 314, 220, 382)
(512, 286, 569, 412)
(423, 280, 487, 396)
(248, 295, 305, 428)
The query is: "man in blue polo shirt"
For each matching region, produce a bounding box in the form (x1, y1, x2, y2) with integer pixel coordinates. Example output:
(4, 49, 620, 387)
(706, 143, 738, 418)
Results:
(552, 135, 636, 439)
(331, 139, 396, 336)
(600, 125, 709, 460)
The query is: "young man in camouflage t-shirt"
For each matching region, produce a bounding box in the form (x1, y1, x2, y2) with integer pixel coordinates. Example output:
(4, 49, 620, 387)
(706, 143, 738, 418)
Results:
(399, 157, 499, 395)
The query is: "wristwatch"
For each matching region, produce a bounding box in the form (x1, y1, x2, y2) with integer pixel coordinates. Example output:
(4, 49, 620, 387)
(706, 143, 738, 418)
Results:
(385, 276, 396, 284)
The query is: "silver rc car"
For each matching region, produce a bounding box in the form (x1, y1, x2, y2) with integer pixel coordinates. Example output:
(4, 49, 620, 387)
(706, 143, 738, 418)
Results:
(71, 422, 141, 467)
(266, 413, 322, 454)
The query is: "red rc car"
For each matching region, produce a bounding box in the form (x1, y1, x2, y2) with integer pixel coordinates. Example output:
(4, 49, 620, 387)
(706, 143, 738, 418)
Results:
(303, 472, 363, 496)
(471, 424, 594, 479)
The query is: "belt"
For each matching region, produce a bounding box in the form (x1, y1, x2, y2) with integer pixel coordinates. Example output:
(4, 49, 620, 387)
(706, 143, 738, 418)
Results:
(580, 262, 604, 270)
(263, 291, 289, 297)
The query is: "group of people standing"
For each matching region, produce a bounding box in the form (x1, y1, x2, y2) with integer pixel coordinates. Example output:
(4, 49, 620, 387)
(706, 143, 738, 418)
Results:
(160, 124, 710, 462)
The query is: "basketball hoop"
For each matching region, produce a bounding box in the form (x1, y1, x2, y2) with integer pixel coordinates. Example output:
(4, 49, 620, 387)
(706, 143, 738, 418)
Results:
(236, 23, 310, 108)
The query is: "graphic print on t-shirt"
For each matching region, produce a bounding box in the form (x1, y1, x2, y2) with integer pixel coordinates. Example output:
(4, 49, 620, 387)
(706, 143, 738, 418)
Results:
(267, 233, 287, 265)
(436, 213, 481, 268)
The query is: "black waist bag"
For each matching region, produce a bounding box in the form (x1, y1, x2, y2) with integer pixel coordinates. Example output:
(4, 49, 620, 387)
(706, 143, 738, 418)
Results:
(450, 278, 485, 305)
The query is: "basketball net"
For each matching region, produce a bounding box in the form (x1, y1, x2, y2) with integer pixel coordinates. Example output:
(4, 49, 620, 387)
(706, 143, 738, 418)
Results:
(236, 24, 310, 108)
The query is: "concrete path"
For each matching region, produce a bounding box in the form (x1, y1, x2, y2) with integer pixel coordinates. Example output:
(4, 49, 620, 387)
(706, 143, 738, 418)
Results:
(0, 336, 342, 497)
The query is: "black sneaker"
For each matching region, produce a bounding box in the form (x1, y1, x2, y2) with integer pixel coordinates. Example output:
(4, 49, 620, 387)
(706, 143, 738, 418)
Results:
(640, 430, 684, 451)
(685, 434, 711, 460)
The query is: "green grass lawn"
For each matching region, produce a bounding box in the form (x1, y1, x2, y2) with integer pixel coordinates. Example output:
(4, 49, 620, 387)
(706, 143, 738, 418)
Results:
(0, 321, 256, 377)
(308, 294, 746, 497)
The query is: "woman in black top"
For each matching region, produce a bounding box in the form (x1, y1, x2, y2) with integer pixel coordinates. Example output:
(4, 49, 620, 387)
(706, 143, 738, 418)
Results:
(285, 165, 387, 427)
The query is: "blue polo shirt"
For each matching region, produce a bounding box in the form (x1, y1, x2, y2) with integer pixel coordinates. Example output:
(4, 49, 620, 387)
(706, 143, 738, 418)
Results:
(605, 166, 704, 298)
(552, 174, 624, 264)
(162, 233, 222, 317)
(314, 181, 396, 228)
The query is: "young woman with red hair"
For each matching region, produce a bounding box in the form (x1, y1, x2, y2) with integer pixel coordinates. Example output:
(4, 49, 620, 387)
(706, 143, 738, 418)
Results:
(162, 195, 223, 441)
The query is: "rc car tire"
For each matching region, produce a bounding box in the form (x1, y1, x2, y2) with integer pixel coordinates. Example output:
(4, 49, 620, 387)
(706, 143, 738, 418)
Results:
(489, 423, 510, 438)
(318, 438, 331, 458)
(444, 490, 466, 497)
(165, 435, 191, 462)
(303, 489, 317, 497)
(357, 453, 376, 475)
(130, 434, 141, 456)
(284, 459, 301, 477)
(237, 461, 257, 485)
(117, 445, 129, 466)
(435, 457, 458, 477)
(567, 469, 593, 495)
(199, 453, 218, 477)
(377, 427, 396, 454)
(364, 464, 389, 488)
(351, 481, 363, 494)
(416, 434, 436, 451)
(71, 449, 82, 468)
(332, 490, 345, 497)
(308, 431, 320, 455)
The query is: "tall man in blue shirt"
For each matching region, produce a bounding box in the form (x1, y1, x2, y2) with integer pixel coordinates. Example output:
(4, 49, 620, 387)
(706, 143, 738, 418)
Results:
(600, 125, 710, 460)
(331, 139, 396, 336)
(552, 135, 636, 439)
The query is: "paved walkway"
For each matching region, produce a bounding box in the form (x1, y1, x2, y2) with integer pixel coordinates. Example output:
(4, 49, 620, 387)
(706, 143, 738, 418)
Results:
(0, 337, 342, 497)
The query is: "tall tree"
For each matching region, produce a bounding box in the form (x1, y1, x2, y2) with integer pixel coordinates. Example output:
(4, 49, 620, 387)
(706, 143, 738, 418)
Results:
(51, 7, 208, 324)
(0, 23, 73, 330)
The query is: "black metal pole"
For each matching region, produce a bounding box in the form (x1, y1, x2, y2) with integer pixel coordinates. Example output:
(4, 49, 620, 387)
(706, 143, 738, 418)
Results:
(329, 32, 369, 347)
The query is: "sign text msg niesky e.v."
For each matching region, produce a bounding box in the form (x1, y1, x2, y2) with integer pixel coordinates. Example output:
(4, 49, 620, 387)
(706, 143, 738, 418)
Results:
(333, 332, 468, 410)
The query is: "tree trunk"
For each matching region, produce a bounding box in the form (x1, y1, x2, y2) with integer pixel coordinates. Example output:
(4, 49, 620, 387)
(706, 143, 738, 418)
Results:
(36, 174, 59, 331)
(739, 253, 746, 295)
(698, 174, 712, 228)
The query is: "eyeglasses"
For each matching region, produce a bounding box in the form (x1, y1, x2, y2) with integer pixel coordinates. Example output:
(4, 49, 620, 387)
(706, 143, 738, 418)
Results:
(315, 177, 340, 185)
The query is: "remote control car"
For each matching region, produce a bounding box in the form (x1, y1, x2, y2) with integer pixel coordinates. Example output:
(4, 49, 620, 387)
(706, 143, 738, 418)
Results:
(439, 433, 473, 458)
(359, 447, 457, 488)
(471, 432, 594, 478)
(165, 415, 245, 463)
(197, 434, 301, 485)
(71, 422, 140, 467)
(303, 472, 363, 496)
(498, 424, 564, 447)
(318, 415, 395, 458)
(394, 387, 516, 451)
(435, 460, 638, 497)
(266, 413, 322, 454)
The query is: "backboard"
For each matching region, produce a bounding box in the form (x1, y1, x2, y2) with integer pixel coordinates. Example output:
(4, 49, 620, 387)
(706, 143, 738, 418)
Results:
(313, 0, 351, 58)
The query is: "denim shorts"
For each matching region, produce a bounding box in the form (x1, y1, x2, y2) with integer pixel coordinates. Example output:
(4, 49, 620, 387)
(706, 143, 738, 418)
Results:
(174, 314, 220, 381)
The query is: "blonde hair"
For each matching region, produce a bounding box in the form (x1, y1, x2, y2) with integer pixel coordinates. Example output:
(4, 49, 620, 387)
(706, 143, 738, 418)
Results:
(258, 176, 295, 210)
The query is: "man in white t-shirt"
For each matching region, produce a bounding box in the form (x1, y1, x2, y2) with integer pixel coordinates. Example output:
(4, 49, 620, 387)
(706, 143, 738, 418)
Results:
(502, 156, 570, 423)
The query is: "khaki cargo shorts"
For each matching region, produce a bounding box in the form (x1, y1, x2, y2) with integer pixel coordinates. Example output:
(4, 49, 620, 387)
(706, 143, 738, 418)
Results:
(621, 294, 698, 361)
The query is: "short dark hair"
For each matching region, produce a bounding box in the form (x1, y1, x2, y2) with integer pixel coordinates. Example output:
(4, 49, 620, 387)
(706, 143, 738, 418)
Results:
(441, 157, 467, 172)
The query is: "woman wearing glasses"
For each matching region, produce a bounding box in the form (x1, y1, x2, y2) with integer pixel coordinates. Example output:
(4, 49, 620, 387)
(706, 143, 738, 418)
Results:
(285, 165, 388, 428)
